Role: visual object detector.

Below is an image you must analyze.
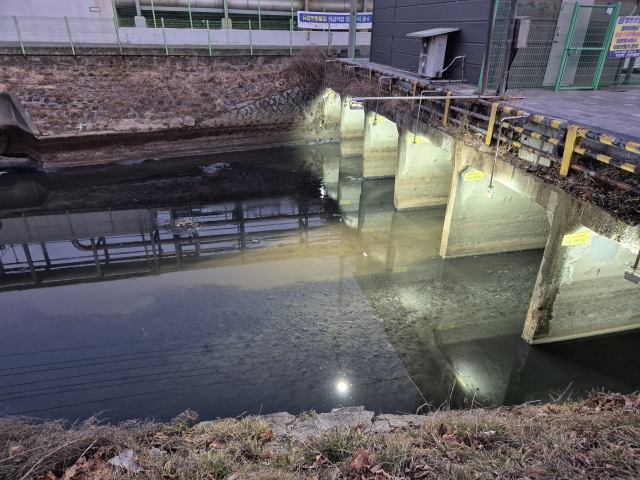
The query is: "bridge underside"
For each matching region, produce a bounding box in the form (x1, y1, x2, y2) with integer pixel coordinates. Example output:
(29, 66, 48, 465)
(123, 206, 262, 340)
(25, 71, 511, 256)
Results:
(330, 89, 640, 344)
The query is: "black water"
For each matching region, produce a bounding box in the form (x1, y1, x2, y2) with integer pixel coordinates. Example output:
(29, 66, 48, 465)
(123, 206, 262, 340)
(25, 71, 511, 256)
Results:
(1, 144, 639, 423)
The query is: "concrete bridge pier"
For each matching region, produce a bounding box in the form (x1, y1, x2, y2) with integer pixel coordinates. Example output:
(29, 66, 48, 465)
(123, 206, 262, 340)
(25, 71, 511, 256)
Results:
(523, 211, 640, 344)
(322, 89, 342, 131)
(394, 128, 454, 211)
(339, 96, 365, 156)
(440, 161, 550, 259)
(362, 112, 398, 178)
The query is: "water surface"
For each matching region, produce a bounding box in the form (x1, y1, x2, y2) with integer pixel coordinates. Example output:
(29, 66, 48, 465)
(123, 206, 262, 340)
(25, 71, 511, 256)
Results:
(1, 144, 638, 422)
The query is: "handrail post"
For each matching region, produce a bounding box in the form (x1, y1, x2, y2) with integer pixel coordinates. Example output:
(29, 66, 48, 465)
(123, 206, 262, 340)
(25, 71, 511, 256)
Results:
(443, 91, 453, 126)
(249, 20, 253, 55)
(64, 16, 75, 55)
(560, 125, 582, 176)
(411, 81, 417, 108)
(207, 19, 211, 56)
(327, 21, 332, 55)
(592, 2, 620, 90)
(485, 103, 499, 145)
(114, 16, 123, 55)
(150, 0, 157, 28)
(188, 0, 193, 28)
(161, 17, 168, 56)
(111, 0, 119, 29)
(258, 0, 262, 30)
(13, 16, 25, 56)
(352, 17, 357, 61)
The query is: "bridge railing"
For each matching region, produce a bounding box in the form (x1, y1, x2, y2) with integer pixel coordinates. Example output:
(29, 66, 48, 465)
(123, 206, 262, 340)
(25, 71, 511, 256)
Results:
(335, 60, 640, 197)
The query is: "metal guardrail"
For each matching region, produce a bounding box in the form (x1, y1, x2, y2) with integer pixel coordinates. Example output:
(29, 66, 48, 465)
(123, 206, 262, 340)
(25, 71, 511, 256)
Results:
(334, 60, 640, 196)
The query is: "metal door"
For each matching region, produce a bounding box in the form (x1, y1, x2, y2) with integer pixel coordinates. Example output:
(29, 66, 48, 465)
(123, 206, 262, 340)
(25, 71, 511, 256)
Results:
(555, 2, 620, 90)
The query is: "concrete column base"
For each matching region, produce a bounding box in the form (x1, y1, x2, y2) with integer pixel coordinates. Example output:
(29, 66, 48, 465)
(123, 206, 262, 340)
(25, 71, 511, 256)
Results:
(523, 207, 640, 344)
(362, 112, 398, 178)
(322, 89, 341, 131)
(134, 16, 148, 28)
(394, 128, 453, 210)
(339, 96, 364, 156)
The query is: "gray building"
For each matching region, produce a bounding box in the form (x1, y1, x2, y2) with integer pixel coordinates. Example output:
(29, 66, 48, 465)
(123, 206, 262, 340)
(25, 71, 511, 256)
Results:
(370, 0, 492, 85)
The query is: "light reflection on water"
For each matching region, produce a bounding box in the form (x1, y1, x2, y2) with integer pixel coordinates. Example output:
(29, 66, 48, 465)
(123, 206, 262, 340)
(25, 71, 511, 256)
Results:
(0, 144, 638, 422)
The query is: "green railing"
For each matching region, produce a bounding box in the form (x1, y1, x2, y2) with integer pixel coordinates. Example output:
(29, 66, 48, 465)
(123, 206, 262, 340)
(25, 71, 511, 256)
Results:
(0, 15, 369, 57)
(485, 1, 638, 91)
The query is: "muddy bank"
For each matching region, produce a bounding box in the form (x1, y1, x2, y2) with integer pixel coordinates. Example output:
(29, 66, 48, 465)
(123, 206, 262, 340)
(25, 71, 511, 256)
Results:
(0, 53, 334, 167)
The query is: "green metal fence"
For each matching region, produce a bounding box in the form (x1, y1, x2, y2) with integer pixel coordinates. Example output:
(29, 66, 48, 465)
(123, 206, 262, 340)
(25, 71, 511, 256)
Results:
(0, 14, 370, 58)
(486, 1, 638, 91)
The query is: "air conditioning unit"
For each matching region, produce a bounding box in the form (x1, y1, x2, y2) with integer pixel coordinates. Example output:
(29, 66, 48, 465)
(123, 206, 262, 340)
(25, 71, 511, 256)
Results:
(407, 28, 460, 78)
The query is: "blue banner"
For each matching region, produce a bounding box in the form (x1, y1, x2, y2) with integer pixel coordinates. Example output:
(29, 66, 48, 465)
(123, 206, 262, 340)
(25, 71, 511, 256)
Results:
(297, 12, 373, 30)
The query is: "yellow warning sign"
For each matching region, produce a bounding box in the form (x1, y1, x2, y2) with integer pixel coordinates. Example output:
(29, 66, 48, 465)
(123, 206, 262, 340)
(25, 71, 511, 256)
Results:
(327, 92, 336, 98)
(325, 179, 333, 184)
(340, 200, 351, 205)
(438, 322, 456, 330)
(393, 266, 407, 273)
(464, 171, 484, 181)
(562, 231, 591, 247)
(369, 116, 384, 124)
(362, 227, 374, 233)
(408, 136, 425, 144)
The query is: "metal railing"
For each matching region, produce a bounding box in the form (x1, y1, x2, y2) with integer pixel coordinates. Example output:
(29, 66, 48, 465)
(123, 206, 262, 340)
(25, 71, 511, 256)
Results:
(336, 61, 640, 196)
(483, 1, 638, 91)
(0, 15, 370, 57)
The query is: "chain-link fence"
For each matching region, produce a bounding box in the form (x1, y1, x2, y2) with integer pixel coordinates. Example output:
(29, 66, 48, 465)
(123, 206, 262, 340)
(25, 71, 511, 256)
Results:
(0, 15, 370, 57)
(485, 1, 637, 91)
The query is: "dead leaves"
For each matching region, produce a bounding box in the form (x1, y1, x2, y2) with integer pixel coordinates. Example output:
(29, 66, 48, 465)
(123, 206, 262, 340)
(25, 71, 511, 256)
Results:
(37, 473, 59, 480)
(343, 448, 391, 479)
(61, 449, 113, 480)
(9, 446, 23, 457)
(580, 393, 640, 414)
(406, 463, 433, 479)
(260, 429, 274, 444)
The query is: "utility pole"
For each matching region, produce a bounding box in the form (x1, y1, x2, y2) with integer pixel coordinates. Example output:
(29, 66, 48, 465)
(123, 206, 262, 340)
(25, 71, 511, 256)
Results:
(347, 0, 357, 60)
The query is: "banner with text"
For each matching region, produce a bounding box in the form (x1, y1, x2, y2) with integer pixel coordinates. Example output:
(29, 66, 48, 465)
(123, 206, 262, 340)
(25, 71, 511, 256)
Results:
(610, 16, 640, 58)
(297, 12, 373, 30)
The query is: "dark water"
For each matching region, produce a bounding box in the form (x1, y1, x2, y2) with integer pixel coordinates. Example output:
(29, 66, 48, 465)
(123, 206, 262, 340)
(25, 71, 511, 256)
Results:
(1, 144, 639, 423)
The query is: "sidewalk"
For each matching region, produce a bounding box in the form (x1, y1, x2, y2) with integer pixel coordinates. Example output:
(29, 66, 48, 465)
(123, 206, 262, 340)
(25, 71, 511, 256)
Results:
(357, 61, 640, 143)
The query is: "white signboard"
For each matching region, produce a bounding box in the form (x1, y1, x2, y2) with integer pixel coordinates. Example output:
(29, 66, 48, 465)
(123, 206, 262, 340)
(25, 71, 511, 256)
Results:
(297, 11, 373, 30)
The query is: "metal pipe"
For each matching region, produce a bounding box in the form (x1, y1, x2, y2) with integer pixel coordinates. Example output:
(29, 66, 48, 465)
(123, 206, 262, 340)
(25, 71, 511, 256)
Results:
(133, 0, 364, 12)
(135, 0, 143, 15)
(481, 0, 498, 94)
(373, 76, 393, 126)
(487, 115, 525, 198)
(151, 0, 157, 27)
(13, 16, 25, 56)
(354, 95, 501, 101)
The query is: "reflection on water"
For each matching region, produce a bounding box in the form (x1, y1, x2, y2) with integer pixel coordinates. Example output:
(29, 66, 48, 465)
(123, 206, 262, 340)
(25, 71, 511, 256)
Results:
(0, 144, 639, 422)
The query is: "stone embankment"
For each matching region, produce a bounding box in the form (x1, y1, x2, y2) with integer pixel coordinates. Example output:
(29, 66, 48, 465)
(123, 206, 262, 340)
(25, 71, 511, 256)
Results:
(0, 55, 335, 167)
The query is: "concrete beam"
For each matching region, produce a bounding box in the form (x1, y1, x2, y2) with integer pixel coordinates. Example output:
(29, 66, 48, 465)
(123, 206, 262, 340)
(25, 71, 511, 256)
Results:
(440, 164, 550, 258)
(339, 96, 365, 156)
(394, 128, 453, 211)
(362, 112, 398, 178)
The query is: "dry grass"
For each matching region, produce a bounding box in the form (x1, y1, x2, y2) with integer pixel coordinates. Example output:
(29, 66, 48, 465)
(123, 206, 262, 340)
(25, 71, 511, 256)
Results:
(2, 394, 640, 479)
